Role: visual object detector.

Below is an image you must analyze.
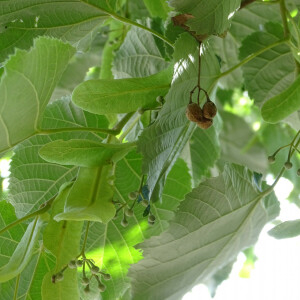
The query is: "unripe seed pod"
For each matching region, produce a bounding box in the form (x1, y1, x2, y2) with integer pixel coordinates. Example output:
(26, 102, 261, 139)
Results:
(68, 260, 77, 269)
(98, 282, 106, 292)
(128, 191, 138, 200)
(196, 118, 213, 129)
(56, 272, 64, 282)
(141, 200, 149, 207)
(148, 214, 155, 222)
(84, 285, 90, 294)
(284, 161, 293, 169)
(121, 218, 128, 227)
(91, 266, 100, 274)
(268, 155, 276, 163)
(186, 103, 203, 123)
(82, 277, 89, 286)
(202, 101, 217, 119)
(125, 208, 134, 217)
(102, 273, 111, 280)
(76, 260, 83, 267)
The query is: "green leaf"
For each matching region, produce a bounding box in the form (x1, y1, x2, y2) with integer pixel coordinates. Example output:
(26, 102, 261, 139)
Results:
(72, 68, 172, 114)
(268, 220, 300, 239)
(42, 183, 83, 300)
(129, 164, 279, 300)
(0, 217, 44, 282)
(82, 155, 191, 299)
(138, 33, 220, 201)
(220, 112, 268, 174)
(187, 126, 220, 186)
(55, 166, 115, 223)
(39, 139, 136, 167)
(0, 37, 75, 154)
(142, 0, 170, 19)
(170, 0, 241, 37)
(113, 25, 169, 78)
(0, 0, 107, 61)
(261, 75, 300, 123)
(239, 22, 296, 106)
(9, 97, 109, 218)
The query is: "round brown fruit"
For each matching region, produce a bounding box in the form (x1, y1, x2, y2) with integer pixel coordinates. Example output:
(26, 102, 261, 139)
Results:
(196, 118, 213, 129)
(202, 101, 217, 119)
(186, 103, 203, 123)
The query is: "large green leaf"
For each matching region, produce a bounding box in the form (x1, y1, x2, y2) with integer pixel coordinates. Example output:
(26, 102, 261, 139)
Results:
(0, 217, 44, 282)
(80, 154, 191, 299)
(138, 33, 220, 201)
(72, 68, 172, 114)
(0, 37, 75, 154)
(9, 98, 109, 218)
(268, 220, 300, 239)
(129, 164, 279, 300)
(261, 75, 300, 123)
(39, 139, 136, 167)
(239, 22, 296, 106)
(219, 112, 268, 174)
(170, 0, 241, 37)
(54, 166, 115, 223)
(113, 26, 169, 79)
(42, 183, 83, 300)
(0, 0, 107, 61)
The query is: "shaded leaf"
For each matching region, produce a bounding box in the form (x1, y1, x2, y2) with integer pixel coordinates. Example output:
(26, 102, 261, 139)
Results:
(239, 22, 296, 106)
(142, 0, 170, 19)
(72, 68, 172, 114)
(9, 98, 108, 218)
(261, 75, 300, 123)
(39, 139, 136, 167)
(138, 33, 220, 201)
(129, 164, 279, 300)
(113, 26, 169, 79)
(268, 220, 300, 239)
(170, 0, 241, 38)
(0, 37, 75, 154)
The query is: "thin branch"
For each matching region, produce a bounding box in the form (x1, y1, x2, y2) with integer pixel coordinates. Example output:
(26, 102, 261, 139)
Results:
(279, 0, 290, 39)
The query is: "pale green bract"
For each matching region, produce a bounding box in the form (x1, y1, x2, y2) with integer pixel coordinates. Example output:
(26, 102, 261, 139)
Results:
(39, 139, 136, 167)
(0, 37, 75, 154)
(129, 164, 279, 300)
(72, 68, 172, 114)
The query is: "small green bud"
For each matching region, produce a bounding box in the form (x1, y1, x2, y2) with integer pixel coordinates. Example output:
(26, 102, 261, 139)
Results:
(91, 265, 100, 274)
(138, 108, 144, 114)
(141, 200, 148, 207)
(156, 95, 164, 104)
(297, 169, 300, 176)
(284, 161, 293, 169)
(121, 218, 128, 227)
(268, 155, 275, 163)
(102, 273, 111, 280)
(82, 277, 89, 286)
(128, 191, 138, 200)
(56, 272, 64, 282)
(68, 260, 77, 269)
(125, 208, 134, 217)
(148, 214, 155, 222)
(76, 260, 83, 267)
(84, 285, 90, 294)
(98, 282, 106, 292)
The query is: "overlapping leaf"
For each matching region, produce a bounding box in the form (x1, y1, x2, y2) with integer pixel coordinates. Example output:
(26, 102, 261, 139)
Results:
(113, 26, 169, 79)
(268, 220, 300, 239)
(138, 33, 220, 201)
(129, 164, 279, 300)
(142, 0, 170, 19)
(72, 68, 172, 114)
(0, 0, 107, 61)
(170, 0, 241, 37)
(80, 153, 191, 299)
(9, 98, 109, 218)
(239, 22, 296, 107)
(0, 37, 75, 154)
